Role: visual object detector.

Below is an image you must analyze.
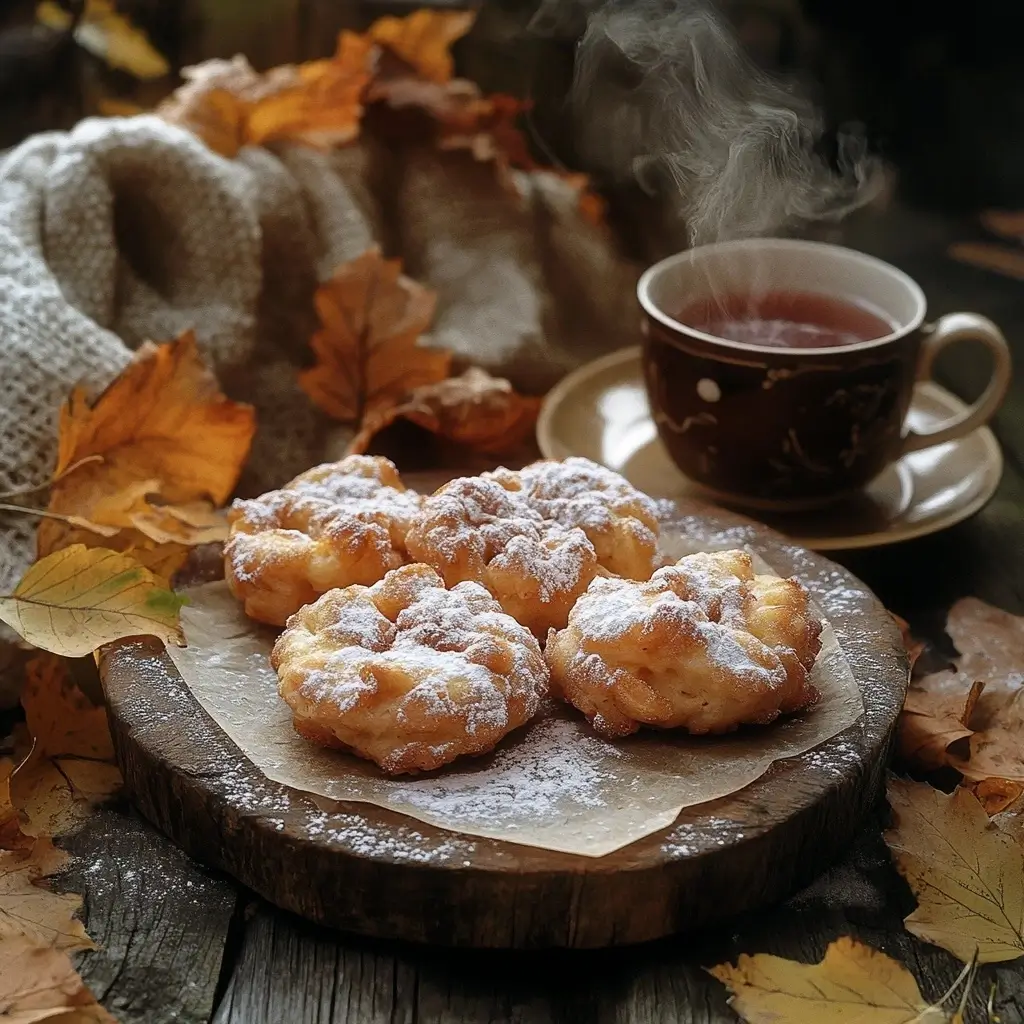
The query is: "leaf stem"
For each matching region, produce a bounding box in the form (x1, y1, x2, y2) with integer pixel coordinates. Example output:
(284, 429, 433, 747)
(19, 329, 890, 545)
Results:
(0, 455, 104, 501)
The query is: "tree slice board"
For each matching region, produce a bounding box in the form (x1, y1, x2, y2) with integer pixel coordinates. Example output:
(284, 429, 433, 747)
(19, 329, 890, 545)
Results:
(100, 482, 907, 949)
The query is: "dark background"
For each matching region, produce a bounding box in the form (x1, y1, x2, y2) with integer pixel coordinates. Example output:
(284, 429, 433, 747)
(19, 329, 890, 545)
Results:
(1, 0, 1022, 213)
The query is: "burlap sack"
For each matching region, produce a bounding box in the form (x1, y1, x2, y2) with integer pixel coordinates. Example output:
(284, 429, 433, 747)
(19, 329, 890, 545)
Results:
(0, 113, 640, 702)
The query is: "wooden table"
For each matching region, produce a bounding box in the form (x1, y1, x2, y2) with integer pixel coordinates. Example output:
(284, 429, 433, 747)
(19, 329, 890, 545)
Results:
(59, 204, 1024, 1022)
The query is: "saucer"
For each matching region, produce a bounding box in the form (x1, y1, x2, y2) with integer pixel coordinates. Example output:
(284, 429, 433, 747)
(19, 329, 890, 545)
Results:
(537, 347, 1003, 551)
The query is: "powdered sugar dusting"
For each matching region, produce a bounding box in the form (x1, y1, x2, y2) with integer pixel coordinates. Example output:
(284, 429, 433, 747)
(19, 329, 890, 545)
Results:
(166, 580, 864, 857)
(390, 717, 615, 830)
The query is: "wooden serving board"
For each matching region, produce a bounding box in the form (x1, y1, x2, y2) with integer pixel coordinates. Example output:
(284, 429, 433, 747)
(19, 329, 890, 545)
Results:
(100, 483, 907, 949)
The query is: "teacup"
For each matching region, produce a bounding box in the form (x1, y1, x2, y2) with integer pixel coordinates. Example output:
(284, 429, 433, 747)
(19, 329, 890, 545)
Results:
(637, 238, 1012, 510)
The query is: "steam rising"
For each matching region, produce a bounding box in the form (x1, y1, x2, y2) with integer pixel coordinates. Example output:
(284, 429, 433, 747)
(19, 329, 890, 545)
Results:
(530, 0, 883, 246)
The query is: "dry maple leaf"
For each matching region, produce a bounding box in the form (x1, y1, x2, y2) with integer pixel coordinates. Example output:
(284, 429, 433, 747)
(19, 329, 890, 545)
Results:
(0, 933, 113, 1023)
(899, 675, 984, 772)
(246, 33, 376, 150)
(366, 9, 476, 84)
(0, 839, 92, 952)
(886, 778, 1024, 963)
(299, 247, 449, 425)
(708, 935, 949, 1023)
(39, 331, 254, 559)
(37, 0, 169, 80)
(159, 36, 375, 157)
(348, 367, 541, 456)
(915, 598, 1024, 790)
(21, 657, 113, 763)
(0, 546, 186, 659)
(12, 754, 122, 843)
(0, 758, 30, 852)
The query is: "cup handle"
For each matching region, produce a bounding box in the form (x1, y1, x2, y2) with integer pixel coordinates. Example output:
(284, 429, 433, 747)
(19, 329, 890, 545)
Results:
(901, 312, 1012, 454)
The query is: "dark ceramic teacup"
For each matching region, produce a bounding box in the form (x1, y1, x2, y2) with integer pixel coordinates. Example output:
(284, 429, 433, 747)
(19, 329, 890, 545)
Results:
(638, 239, 1012, 510)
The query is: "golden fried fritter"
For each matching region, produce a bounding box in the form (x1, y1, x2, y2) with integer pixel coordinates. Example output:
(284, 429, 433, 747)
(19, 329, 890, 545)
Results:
(489, 458, 660, 580)
(225, 455, 421, 626)
(273, 564, 549, 774)
(405, 474, 600, 638)
(545, 550, 821, 738)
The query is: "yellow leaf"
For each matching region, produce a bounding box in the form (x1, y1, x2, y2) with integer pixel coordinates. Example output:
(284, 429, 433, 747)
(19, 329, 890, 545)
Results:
(44, 0, 170, 80)
(246, 33, 376, 149)
(886, 779, 1024, 963)
(11, 756, 122, 842)
(708, 936, 948, 1023)
(0, 934, 111, 1022)
(299, 247, 448, 424)
(366, 9, 476, 83)
(348, 367, 540, 456)
(0, 546, 186, 658)
(899, 676, 984, 772)
(21, 657, 113, 762)
(0, 758, 30, 852)
(40, 332, 255, 558)
(0, 840, 92, 951)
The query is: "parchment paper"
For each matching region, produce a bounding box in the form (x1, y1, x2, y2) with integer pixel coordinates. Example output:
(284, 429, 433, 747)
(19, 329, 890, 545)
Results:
(165, 562, 863, 858)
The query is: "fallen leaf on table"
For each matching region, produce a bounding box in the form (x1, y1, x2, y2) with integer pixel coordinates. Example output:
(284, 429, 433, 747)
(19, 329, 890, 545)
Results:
(939, 598, 1024, 788)
(898, 673, 983, 771)
(708, 935, 948, 1023)
(246, 33, 376, 149)
(21, 657, 113, 763)
(980, 210, 1024, 241)
(39, 331, 254, 559)
(37, 0, 169, 80)
(0, 758, 29, 852)
(885, 778, 1024, 963)
(0, 839, 91, 951)
(0, 934, 114, 1023)
(947, 242, 1024, 282)
(366, 9, 476, 83)
(0, 546, 186, 658)
(299, 247, 449, 426)
(972, 777, 1024, 815)
(12, 754, 122, 843)
(349, 367, 541, 456)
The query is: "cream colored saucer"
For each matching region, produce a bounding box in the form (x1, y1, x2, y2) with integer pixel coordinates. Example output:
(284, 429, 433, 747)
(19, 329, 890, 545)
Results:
(537, 347, 1003, 551)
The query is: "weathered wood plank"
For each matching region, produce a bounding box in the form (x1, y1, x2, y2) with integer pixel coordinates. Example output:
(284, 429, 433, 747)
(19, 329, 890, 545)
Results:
(213, 816, 1024, 1023)
(52, 805, 240, 1024)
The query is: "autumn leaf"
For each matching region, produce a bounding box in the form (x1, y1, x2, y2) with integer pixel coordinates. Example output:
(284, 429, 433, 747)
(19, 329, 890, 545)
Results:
(37, 0, 169, 80)
(159, 36, 375, 157)
(0, 934, 114, 1022)
(0, 758, 29, 852)
(885, 778, 1024, 963)
(246, 33, 376, 149)
(299, 247, 449, 425)
(366, 9, 476, 83)
(898, 674, 983, 771)
(12, 755, 122, 843)
(348, 367, 541, 456)
(21, 657, 113, 762)
(437, 93, 539, 174)
(0, 840, 92, 952)
(39, 331, 254, 559)
(708, 936, 948, 1023)
(0, 546, 186, 658)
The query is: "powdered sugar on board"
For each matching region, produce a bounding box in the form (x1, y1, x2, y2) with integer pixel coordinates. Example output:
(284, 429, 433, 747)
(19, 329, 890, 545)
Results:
(165, 579, 862, 858)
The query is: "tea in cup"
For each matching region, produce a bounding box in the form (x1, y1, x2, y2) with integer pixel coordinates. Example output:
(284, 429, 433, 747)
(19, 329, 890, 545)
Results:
(637, 238, 1012, 510)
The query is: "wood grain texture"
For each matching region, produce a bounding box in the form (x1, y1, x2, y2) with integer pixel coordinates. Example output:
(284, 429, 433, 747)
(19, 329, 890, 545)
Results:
(52, 806, 239, 1024)
(211, 826, 1024, 1023)
(99, 490, 907, 949)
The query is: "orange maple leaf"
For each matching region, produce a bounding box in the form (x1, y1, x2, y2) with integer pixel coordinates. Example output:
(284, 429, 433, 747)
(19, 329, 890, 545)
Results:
(38, 332, 255, 562)
(247, 33, 376, 149)
(159, 36, 376, 157)
(348, 367, 541, 456)
(366, 9, 476, 84)
(299, 247, 449, 424)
